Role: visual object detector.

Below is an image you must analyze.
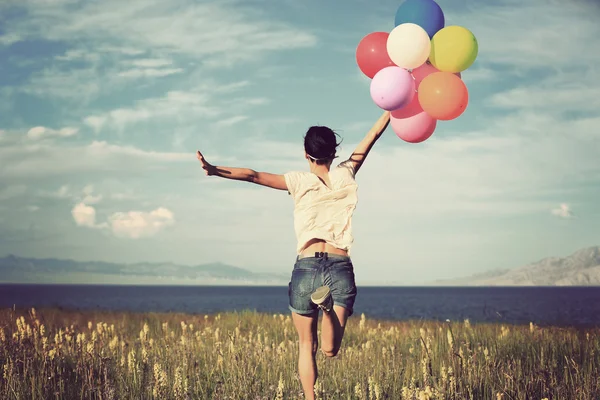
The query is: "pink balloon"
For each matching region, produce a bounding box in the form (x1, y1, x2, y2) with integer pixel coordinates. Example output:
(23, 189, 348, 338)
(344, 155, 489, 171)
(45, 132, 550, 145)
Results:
(391, 106, 437, 143)
(412, 62, 461, 89)
(370, 66, 415, 111)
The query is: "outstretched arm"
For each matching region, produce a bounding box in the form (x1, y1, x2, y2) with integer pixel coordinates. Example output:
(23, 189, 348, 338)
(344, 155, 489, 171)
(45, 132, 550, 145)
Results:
(196, 150, 287, 191)
(345, 111, 391, 175)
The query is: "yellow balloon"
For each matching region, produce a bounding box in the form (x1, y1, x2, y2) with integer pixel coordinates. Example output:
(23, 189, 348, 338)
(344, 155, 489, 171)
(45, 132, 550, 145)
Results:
(429, 26, 478, 73)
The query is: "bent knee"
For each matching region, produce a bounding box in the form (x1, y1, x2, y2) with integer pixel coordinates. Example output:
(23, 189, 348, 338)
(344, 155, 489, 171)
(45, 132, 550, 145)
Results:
(321, 347, 340, 358)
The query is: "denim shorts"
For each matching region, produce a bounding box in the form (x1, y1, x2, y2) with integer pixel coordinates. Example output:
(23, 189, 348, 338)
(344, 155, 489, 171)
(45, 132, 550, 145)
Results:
(288, 252, 357, 317)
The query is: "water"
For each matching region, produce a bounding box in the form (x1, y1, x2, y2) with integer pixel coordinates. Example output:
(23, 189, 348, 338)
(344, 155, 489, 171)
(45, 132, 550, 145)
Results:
(1, 284, 600, 327)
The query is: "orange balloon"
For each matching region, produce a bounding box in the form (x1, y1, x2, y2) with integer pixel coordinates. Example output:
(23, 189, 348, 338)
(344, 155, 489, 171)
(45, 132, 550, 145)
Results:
(418, 72, 468, 120)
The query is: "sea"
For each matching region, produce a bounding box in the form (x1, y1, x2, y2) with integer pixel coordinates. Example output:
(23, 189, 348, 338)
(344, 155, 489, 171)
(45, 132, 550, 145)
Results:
(1, 284, 600, 327)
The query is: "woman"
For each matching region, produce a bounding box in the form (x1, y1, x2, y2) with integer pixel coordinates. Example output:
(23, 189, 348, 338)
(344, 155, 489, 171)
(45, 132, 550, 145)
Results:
(196, 110, 391, 399)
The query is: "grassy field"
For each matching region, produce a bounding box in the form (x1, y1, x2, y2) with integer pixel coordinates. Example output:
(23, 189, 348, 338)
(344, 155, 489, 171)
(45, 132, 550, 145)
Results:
(0, 308, 598, 399)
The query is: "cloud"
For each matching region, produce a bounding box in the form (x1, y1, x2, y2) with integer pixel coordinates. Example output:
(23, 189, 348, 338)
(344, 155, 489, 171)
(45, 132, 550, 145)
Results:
(82, 80, 264, 132)
(551, 203, 574, 219)
(83, 116, 107, 134)
(117, 68, 184, 79)
(108, 207, 175, 239)
(71, 200, 175, 238)
(0, 33, 20, 46)
(0, 139, 193, 178)
(27, 126, 78, 140)
(117, 58, 183, 78)
(81, 185, 102, 204)
(5, 0, 317, 102)
(14, 0, 317, 61)
(83, 89, 217, 131)
(129, 58, 173, 68)
(445, 0, 600, 70)
(40, 185, 72, 199)
(71, 202, 100, 228)
(214, 115, 249, 128)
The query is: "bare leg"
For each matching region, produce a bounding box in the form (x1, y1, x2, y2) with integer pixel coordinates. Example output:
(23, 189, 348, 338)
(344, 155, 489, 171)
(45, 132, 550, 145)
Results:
(320, 305, 350, 357)
(292, 312, 319, 400)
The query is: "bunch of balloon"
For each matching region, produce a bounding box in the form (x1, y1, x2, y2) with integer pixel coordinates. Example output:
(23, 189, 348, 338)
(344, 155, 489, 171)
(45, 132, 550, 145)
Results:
(355, 0, 478, 143)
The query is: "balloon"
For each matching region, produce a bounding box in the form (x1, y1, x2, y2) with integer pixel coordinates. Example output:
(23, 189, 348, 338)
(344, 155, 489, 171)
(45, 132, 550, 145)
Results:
(370, 66, 415, 111)
(418, 72, 469, 120)
(356, 32, 396, 79)
(386, 23, 431, 69)
(412, 62, 461, 88)
(390, 92, 437, 143)
(394, 0, 445, 39)
(391, 108, 437, 143)
(429, 25, 478, 72)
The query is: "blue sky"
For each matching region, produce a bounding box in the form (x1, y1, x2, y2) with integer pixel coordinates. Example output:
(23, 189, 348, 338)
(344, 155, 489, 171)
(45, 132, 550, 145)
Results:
(0, 0, 599, 285)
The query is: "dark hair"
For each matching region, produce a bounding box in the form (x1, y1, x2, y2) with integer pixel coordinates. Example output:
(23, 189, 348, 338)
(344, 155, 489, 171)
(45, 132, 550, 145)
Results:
(303, 126, 342, 165)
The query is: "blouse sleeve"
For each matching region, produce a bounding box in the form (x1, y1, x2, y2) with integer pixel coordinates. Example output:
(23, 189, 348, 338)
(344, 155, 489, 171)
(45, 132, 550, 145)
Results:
(283, 171, 303, 198)
(337, 160, 356, 179)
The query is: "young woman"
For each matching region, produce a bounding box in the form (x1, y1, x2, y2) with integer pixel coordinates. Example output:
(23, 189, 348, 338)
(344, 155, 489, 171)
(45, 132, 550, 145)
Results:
(196, 110, 391, 399)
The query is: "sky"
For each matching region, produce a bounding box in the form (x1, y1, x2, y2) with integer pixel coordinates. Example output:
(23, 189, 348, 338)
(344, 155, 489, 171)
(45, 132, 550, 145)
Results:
(0, 0, 599, 285)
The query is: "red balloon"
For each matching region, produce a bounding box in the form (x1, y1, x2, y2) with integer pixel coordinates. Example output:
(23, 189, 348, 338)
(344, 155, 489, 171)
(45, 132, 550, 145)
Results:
(412, 62, 461, 89)
(356, 32, 396, 79)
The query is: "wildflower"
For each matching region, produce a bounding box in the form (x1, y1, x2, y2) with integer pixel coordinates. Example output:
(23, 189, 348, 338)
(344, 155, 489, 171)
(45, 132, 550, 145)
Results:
(152, 363, 168, 398)
(354, 382, 363, 398)
(127, 350, 136, 374)
(447, 329, 454, 348)
(276, 374, 284, 400)
(368, 376, 375, 399)
(173, 366, 187, 399)
(109, 336, 119, 351)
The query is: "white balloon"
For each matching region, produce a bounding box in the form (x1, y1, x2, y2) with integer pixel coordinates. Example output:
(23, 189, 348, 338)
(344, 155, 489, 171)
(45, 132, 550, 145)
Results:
(386, 23, 431, 69)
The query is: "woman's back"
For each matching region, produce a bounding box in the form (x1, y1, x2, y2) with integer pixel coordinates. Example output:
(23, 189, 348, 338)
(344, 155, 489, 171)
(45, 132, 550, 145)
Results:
(285, 161, 358, 255)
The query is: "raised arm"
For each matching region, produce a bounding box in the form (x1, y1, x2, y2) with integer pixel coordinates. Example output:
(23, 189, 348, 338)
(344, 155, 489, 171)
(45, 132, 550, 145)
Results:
(345, 111, 391, 175)
(196, 150, 287, 190)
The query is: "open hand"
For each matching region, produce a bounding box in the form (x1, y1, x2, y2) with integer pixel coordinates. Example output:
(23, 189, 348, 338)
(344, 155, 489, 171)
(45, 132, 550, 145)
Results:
(196, 150, 217, 176)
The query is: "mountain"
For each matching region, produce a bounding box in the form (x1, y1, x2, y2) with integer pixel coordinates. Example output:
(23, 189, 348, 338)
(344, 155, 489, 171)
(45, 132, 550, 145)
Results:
(0, 255, 289, 285)
(432, 246, 600, 286)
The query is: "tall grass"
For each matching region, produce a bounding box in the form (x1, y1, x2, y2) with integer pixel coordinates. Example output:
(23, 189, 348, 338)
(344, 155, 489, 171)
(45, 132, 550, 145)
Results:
(1, 307, 598, 399)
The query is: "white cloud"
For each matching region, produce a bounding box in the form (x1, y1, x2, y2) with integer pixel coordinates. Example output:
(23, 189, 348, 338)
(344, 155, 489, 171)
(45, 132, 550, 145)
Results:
(214, 115, 249, 128)
(83, 116, 107, 134)
(445, 0, 600, 69)
(81, 185, 102, 204)
(27, 205, 40, 212)
(71, 200, 174, 238)
(551, 203, 573, 219)
(0, 33, 20, 46)
(0, 137, 197, 179)
(27, 126, 78, 140)
(117, 67, 184, 79)
(83, 89, 217, 131)
(129, 58, 173, 68)
(71, 202, 98, 228)
(6, 0, 317, 102)
(108, 207, 175, 239)
(82, 80, 263, 131)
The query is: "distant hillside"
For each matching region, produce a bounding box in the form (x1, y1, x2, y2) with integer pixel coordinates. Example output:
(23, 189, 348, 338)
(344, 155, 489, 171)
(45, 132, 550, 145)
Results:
(0, 255, 289, 285)
(432, 246, 600, 286)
